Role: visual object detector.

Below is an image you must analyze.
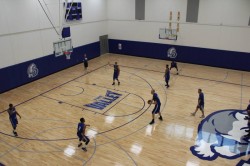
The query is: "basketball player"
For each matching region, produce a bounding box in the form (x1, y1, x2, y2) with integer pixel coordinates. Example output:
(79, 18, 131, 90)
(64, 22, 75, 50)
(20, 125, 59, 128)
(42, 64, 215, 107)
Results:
(7, 104, 21, 136)
(170, 61, 179, 75)
(244, 100, 250, 137)
(149, 89, 163, 125)
(191, 89, 205, 118)
(0, 162, 5, 166)
(83, 54, 88, 72)
(77, 118, 90, 152)
(164, 64, 170, 88)
(112, 62, 120, 85)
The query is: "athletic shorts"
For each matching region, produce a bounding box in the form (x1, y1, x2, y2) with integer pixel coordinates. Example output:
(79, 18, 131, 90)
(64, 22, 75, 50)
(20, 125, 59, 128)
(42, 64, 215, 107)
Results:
(77, 132, 83, 141)
(113, 72, 119, 79)
(84, 62, 88, 68)
(9, 117, 18, 129)
(152, 104, 161, 114)
(197, 104, 204, 110)
(77, 132, 90, 144)
(170, 63, 178, 68)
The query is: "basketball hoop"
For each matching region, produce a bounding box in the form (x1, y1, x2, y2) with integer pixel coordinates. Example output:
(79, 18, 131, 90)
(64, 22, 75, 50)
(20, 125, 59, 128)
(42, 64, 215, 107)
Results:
(64, 51, 71, 60)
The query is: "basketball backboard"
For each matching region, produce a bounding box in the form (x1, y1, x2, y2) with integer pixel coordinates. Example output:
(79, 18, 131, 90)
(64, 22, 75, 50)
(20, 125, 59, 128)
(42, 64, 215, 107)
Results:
(159, 28, 177, 40)
(53, 38, 73, 57)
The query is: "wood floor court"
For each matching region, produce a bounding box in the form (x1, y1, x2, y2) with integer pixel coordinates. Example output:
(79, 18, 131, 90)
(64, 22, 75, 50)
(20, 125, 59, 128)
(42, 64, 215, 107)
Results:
(0, 54, 249, 166)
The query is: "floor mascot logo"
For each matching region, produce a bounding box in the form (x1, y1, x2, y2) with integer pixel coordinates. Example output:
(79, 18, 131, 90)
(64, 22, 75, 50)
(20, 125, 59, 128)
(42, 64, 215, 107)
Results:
(190, 109, 250, 165)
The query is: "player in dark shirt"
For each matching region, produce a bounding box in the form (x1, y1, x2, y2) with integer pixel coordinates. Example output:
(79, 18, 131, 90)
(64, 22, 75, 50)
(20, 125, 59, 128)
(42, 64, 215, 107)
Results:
(244, 100, 250, 137)
(170, 61, 179, 75)
(191, 89, 205, 118)
(7, 104, 21, 136)
(83, 54, 88, 73)
(77, 118, 90, 151)
(112, 62, 120, 86)
(149, 89, 163, 125)
(164, 64, 170, 88)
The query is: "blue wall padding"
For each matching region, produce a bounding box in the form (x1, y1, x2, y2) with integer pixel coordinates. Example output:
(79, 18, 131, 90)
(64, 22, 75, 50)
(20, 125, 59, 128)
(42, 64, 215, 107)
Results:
(0, 42, 100, 93)
(109, 39, 250, 71)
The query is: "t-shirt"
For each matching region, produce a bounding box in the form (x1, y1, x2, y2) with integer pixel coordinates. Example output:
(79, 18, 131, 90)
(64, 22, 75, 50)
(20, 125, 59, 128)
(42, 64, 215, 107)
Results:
(77, 123, 85, 134)
(83, 58, 88, 63)
(165, 68, 170, 78)
(199, 93, 204, 105)
(114, 64, 119, 73)
(7, 107, 16, 118)
(153, 93, 161, 105)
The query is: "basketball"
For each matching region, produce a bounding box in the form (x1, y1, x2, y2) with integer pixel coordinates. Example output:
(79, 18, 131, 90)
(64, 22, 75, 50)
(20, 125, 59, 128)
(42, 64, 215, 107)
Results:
(148, 100, 152, 104)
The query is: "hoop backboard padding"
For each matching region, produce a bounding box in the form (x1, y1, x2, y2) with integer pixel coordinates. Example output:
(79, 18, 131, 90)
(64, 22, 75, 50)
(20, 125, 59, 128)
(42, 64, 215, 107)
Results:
(159, 28, 177, 40)
(62, 27, 71, 38)
(53, 38, 73, 57)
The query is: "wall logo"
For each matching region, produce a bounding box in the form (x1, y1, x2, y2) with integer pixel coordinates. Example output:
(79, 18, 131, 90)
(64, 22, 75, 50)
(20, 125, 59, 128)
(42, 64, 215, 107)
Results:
(167, 47, 177, 58)
(190, 109, 250, 164)
(84, 90, 122, 110)
(27, 63, 39, 78)
(118, 43, 122, 50)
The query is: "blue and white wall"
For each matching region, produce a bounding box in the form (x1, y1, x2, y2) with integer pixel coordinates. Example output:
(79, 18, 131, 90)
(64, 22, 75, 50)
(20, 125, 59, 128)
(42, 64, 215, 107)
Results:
(108, 0, 250, 70)
(0, 0, 107, 93)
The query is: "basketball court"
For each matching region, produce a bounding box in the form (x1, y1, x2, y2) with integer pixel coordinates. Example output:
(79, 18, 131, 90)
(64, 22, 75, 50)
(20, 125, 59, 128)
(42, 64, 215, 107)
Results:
(0, 54, 249, 165)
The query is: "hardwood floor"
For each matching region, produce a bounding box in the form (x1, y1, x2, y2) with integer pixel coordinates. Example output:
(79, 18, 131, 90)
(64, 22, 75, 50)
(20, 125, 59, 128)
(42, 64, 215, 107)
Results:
(0, 54, 249, 166)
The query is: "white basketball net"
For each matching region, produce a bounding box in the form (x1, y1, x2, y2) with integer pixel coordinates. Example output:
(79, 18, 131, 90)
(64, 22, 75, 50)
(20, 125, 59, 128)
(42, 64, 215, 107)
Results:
(64, 51, 71, 60)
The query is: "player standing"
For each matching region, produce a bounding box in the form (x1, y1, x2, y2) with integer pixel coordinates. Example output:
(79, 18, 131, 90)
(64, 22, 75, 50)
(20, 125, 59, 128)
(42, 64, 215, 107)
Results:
(149, 89, 163, 125)
(7, 104, 21, 136)
(83, 54, 88, 73)
(77, 118, 90, 151)
(164, 64, 170, 88)
(170, 61, 179, 75)
(191, 89, 205, 118)
(112, 62, 120, 85)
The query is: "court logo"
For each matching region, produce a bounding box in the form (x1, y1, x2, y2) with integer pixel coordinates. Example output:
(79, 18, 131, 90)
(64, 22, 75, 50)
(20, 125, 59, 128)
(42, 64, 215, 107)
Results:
(190, 109, 250, 163)
(236, 159, 250, 166)
(84, 90, 122, 110)
(167, 47, 177, 58)
(27, 63, 39, 78)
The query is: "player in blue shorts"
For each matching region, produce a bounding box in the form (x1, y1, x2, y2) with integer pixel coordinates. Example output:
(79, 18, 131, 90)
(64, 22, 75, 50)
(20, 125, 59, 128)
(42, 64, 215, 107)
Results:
(7, 104, 21, 136)
(112, 62, 120, 85)
(77, 118, 90, 151)
(244, 100, 250, 137)
(149, 89, 163, 125)
(170, 61, 179, 75)
(164, 64, 170, 88)
(191, 89, 205, 118)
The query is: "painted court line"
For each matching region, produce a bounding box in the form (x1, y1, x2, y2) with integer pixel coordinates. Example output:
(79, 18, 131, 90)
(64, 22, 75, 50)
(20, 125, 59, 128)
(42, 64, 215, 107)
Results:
(102, 93, 130, 115)
(119, 65, 250, 87)
(0, 64, 107, 114)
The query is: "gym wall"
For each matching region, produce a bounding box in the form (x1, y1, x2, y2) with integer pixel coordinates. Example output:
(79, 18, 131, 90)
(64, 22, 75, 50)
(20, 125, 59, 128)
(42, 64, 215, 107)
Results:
(108, 0, 250, 70)
(0, 0, 107, 93)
